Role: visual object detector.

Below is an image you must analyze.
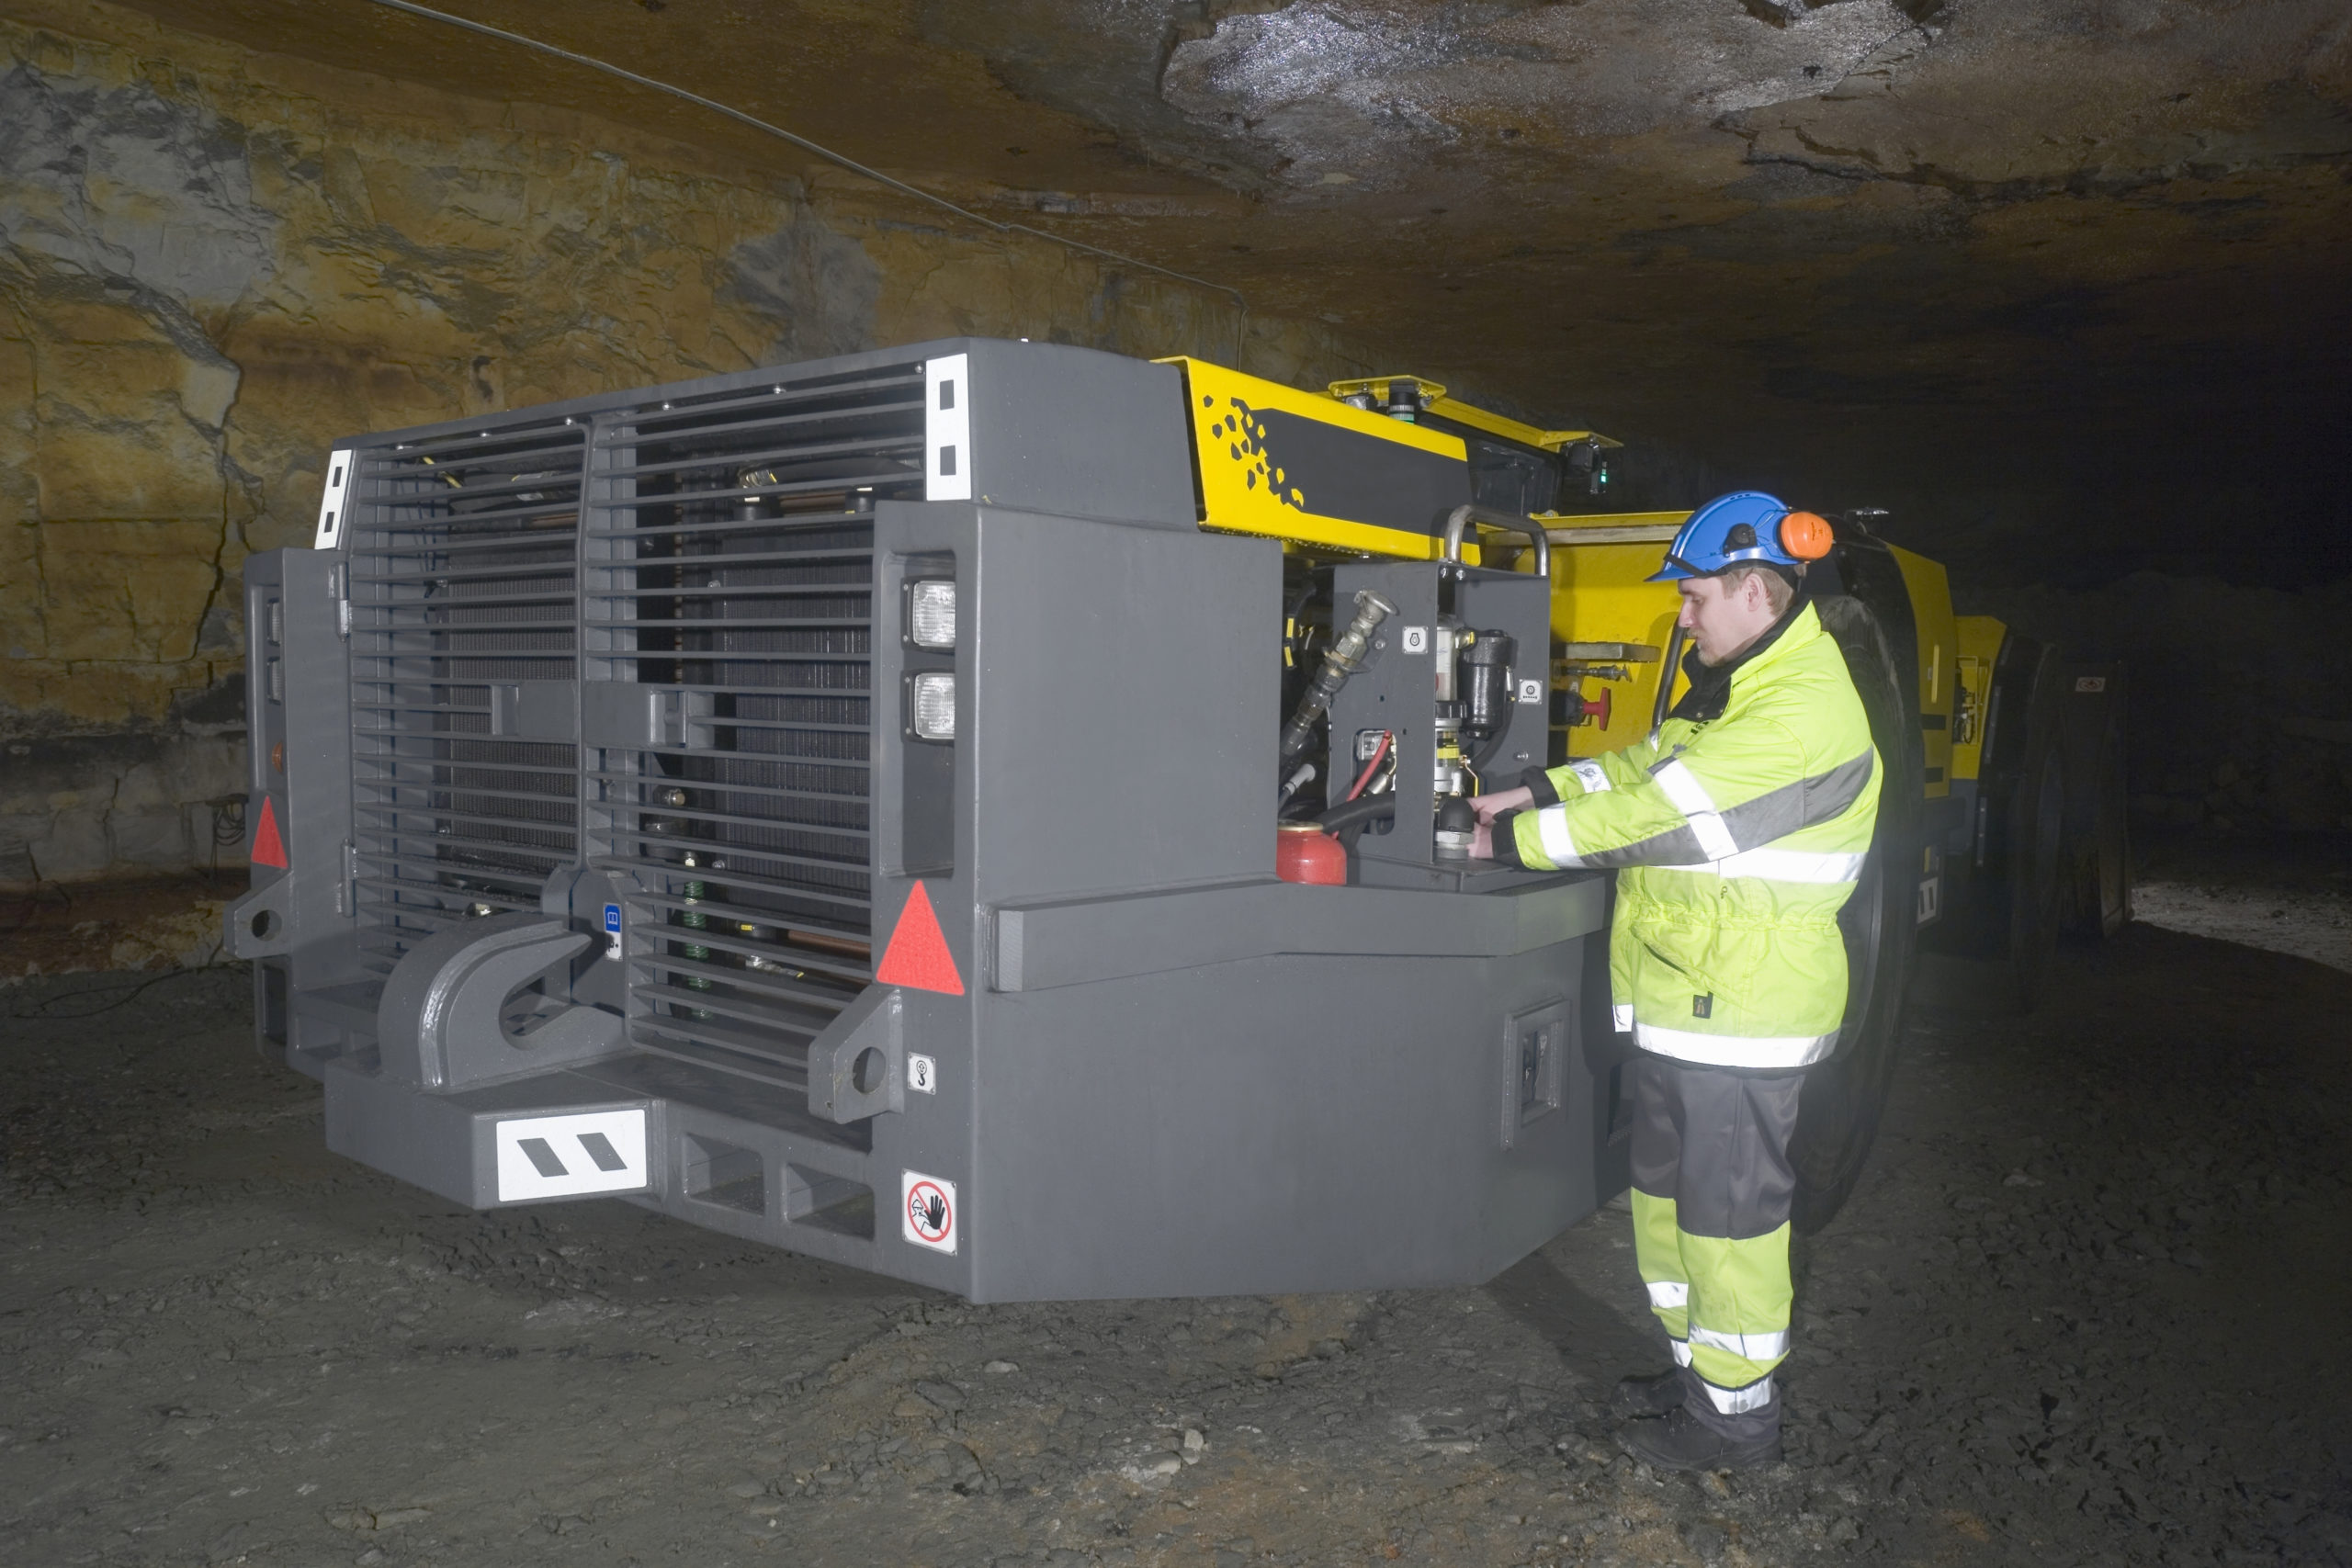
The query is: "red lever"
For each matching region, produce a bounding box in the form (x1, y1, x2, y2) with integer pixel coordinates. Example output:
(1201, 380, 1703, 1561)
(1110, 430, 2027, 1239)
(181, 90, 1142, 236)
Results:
(1566, 686, 1612, 728)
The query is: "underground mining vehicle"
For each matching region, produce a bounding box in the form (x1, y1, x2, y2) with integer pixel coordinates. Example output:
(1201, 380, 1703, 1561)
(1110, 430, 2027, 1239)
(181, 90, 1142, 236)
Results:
(226, 339, 2130, 1300)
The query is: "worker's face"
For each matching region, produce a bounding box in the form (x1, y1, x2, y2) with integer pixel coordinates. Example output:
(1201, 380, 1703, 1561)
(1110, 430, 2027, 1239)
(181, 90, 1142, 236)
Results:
(1677, 571, 1780, 667)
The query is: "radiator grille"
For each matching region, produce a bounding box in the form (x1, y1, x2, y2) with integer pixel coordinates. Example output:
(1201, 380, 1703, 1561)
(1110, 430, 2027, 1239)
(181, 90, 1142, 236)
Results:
(347, 422, 586, 971)
(586, 366, 926, 1089)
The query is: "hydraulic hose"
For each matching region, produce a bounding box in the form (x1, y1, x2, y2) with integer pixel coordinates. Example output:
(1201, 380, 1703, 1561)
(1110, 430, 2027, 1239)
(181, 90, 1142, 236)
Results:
(1279, 589, 1396, 775)
(1315, 795, 1396, 835)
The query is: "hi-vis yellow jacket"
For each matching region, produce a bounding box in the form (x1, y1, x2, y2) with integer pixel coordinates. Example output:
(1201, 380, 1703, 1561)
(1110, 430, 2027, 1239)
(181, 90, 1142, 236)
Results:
(1496, 601, 1881, 1070)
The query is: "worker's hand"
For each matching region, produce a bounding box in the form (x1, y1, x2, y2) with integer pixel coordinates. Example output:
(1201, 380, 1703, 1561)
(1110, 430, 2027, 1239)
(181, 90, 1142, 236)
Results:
(1469, 784, 1532, 824)
(1471, 818, 1494, 861)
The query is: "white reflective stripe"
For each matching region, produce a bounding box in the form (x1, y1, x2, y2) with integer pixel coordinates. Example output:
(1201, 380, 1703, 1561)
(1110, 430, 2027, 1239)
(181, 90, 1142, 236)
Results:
(1567, 758, 1611, 795)
(1634, 1021, 1839, 1070)
(1612, 1002, 1634, 1032)
(1690, 1325, 1791, 1360)
(1706, 847, 1866, 884)
(1702, 1372, 1776, 1415)
(1645, 1280, 1689, 1309)
(1653, 760, 1739, 861)
(1535, 806, 1580, 867)
(1669, 1338, 1693, 1368)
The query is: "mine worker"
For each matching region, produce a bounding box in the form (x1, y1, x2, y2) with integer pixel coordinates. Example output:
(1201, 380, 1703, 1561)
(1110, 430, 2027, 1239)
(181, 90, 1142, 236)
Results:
(1469, 491, 1879, 1472)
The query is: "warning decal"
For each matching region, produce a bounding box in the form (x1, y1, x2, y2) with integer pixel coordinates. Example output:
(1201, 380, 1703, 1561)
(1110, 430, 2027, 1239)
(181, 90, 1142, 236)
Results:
(250, 795, 288, 870)
(901, 1170, 958, 1254)
(876, 880, 965, 995)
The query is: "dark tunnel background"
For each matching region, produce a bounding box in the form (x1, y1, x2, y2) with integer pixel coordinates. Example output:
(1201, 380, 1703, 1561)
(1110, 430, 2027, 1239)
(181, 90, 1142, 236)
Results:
(4, 0, 2349, 887)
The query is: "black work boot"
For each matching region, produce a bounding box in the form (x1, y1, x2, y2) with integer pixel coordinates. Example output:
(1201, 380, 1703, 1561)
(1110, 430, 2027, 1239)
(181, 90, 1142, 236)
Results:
(1617, 1406, 1782, 1472)
(1609, 1367, 1689, 1420)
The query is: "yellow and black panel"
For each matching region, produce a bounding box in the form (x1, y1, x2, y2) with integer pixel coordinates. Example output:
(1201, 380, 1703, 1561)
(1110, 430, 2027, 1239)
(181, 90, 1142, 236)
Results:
(1161, 358, 1472, 559)
(1888, 545, 1958, 797)
(1949, 615, 2007, 784)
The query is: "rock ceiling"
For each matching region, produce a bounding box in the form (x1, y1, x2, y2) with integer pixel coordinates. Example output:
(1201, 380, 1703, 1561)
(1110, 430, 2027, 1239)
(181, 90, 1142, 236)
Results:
(104, 0, 2352, 581)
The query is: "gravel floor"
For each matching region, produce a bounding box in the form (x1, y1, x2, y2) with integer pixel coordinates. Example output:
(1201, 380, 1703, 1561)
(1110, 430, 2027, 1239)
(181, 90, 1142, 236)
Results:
(4, 857, 2348, 1567)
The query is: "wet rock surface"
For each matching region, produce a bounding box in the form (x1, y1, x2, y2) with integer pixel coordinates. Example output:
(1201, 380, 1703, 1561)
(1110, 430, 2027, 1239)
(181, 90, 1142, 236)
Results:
(5, 876, 2349, 1566)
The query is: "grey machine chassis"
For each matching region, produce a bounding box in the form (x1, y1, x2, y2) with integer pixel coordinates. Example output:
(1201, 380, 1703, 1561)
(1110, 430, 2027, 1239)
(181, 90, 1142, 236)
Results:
(228, 338, 1620, 1302)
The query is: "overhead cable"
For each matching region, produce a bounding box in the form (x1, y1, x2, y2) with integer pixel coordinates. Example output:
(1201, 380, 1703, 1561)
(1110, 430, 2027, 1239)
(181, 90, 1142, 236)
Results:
(361, 0, 1250, 341)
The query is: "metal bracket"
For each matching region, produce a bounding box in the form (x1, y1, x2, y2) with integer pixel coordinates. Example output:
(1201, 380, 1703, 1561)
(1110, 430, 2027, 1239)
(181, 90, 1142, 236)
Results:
(807, 986, 906, 1123)
(223, 877, 296, 960)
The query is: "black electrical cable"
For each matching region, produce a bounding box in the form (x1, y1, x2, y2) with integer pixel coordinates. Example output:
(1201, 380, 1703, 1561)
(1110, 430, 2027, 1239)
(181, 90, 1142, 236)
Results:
(360, 0, 1250, 363)
(6, 964, 216, 1021)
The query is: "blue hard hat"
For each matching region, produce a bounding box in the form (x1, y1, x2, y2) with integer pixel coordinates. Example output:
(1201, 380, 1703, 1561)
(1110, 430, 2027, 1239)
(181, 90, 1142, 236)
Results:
(1648, 491, 1805, 582)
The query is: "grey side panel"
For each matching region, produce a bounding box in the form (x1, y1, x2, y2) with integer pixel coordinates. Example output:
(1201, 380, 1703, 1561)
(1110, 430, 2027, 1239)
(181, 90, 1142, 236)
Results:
(962, 341, 1195, 529)
(966, 505, 1279, 906)
(228, 549, 360, 1070)
(967, 942, 1607, 1302)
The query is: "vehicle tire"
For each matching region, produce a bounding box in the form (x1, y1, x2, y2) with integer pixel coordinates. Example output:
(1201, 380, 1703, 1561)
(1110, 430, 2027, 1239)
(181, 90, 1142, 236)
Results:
(1916, 636, 2068, 1012)
(1993, 644, 2068, 1008)
(1790, 592, 1922, 1235)
(2059, 662, 2132, 938)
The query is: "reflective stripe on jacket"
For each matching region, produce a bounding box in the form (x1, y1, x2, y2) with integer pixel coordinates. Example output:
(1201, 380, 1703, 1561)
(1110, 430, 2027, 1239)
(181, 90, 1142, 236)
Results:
(1504, 601, 1880, 1070)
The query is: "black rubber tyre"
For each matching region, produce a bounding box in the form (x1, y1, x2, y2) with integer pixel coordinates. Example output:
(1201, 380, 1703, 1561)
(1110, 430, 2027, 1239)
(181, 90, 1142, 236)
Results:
(1916, 636, 2069, 1013)
(1994, 643, 2068, 1009)
(1790, 592, 1922, 1235)
(2059, 662, 2133, 939)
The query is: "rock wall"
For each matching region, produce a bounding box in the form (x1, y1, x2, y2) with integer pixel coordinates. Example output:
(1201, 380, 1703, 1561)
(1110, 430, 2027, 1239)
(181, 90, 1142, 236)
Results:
(0, 1, 1375, 886)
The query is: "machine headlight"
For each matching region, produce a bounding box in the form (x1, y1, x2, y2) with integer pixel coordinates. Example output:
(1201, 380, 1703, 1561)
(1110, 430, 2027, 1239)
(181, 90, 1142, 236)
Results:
(908, 579, 956, 650)
(910, 671, 956, 741)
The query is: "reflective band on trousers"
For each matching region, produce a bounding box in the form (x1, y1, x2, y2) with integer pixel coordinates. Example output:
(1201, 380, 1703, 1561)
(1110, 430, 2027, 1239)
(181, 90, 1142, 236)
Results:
(1702, 1373, 1775, 1415)
(1651, 760, 1740, 862)
(1536, 805, 1581, 867)
(1646, 1280, 1689, 1309)
(1670, 1338, 1693, 1368)
(1690, 1324, 1791, 1359)
(1634, 1021, 1840, 1070)
(1703, 847, 1866, 884)
(1567, 759, 1611, 795)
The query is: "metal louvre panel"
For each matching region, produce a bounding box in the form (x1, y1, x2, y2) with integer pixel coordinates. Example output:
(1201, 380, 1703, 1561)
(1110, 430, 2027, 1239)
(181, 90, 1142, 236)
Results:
(587, 363, 926, 1090)
(347, 423, 586, 970)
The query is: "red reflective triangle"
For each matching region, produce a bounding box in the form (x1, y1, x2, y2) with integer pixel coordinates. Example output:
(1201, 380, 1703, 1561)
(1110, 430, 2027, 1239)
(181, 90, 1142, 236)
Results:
(875, 880, 963, 995)
(249, 795, 288, 869)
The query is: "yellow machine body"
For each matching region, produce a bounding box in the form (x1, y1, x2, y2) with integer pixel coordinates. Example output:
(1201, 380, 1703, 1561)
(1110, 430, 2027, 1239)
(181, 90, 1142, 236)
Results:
(1164, 357, 1968, 789)
(1541, 513, 1690, 760)
(1161, 358, 1476, 561)
(1887, 546, 1958, 797)
(1948, 615, 2010, 784)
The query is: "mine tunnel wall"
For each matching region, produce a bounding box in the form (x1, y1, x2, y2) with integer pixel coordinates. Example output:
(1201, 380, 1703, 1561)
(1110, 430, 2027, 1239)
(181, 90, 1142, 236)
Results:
(0, 0, 1385, 888)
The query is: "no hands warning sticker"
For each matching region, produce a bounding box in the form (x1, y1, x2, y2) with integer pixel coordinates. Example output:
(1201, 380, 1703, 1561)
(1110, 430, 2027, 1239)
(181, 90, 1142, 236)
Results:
(901, 1170, 957, 1254)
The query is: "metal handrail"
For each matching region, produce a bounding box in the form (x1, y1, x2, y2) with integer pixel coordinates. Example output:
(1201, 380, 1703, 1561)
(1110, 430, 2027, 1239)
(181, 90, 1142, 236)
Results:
(1440, 504, 1551, 579)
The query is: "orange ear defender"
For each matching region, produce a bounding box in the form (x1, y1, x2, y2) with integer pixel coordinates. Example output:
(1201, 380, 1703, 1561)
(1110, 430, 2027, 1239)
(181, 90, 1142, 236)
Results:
(1778, 511, 1836, 561)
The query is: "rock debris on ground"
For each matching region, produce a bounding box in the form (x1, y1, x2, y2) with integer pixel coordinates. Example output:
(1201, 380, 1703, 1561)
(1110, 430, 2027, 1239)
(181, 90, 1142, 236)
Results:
(4, 849, 2348, 1566)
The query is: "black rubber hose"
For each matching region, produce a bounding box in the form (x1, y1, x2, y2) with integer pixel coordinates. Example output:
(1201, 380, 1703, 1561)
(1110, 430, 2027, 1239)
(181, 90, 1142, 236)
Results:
(1315, 795, 1396, 835)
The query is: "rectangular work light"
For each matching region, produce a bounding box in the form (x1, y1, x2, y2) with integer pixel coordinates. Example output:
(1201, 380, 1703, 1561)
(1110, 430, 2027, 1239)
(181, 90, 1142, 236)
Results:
(910, 671, 956, 742)
(908, 579, 956, 650)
